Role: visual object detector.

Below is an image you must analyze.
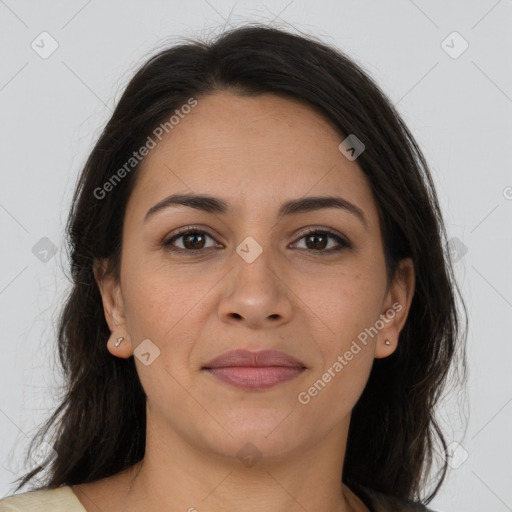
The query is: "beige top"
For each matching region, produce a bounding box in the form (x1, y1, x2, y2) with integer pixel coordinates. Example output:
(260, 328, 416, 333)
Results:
(0, 484, 436, 512)
(0, 486, 86, 511)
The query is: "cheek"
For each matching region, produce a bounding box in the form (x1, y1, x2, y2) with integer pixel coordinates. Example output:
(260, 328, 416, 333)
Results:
(120, 248, 214, 334)
(296, 349, 373, 431)
(119, 255, 226, 387)
(119, 262, 208, 393)
(296, 265, 385, 414)
(297, 266, 384, 339)
(295, 274, 379, 416)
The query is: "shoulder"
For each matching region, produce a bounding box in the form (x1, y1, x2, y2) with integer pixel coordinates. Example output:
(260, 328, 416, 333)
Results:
(352, 483, 438, 512)
(0, 485, 86, 511)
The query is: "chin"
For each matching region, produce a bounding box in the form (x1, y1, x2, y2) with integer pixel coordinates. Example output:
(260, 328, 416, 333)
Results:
(200, 409, 307, 459)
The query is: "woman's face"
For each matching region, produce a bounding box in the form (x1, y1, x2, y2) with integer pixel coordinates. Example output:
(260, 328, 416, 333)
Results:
(96, 91, 414, 462)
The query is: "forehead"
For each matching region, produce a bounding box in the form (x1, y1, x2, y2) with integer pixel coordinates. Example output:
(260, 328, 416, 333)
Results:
(126, 91, 380, 229)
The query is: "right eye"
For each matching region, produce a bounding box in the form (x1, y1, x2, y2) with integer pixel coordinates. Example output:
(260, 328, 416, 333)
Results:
(162, 227, 221, 253)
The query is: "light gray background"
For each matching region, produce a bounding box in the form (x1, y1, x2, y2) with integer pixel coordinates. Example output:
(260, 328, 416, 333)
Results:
(1, 1, 511, 510)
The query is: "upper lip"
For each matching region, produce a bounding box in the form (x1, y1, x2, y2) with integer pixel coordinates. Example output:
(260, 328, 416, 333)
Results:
(203, 349, 306, 369)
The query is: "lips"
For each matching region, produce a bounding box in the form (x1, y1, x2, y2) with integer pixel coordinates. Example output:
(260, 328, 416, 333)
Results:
(202, 349, 306, 390)
(203, 349, 306, 369)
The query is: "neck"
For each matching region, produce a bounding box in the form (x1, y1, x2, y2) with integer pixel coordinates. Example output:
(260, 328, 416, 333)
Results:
(116, 409, 366, 512)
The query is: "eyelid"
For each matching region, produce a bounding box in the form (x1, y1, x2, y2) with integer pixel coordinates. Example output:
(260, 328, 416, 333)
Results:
(170, 224, 215, 238)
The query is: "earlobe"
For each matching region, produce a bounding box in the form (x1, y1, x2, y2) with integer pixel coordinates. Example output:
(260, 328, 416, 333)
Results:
(374, 257, 415, 359)
(106, 332, 134, 358)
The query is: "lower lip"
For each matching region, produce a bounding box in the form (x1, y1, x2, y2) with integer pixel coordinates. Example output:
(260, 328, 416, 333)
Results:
(204, 366, 305, 390)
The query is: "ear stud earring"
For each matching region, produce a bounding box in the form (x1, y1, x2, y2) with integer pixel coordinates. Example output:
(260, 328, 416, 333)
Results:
(384, 339, 391, 345)
(114, 336, 125, 347)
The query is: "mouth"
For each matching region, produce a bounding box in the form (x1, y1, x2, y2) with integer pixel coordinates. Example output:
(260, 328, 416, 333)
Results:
(202, 349, 307, 390)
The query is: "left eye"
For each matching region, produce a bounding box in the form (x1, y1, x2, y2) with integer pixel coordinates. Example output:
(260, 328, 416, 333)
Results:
(291, 230, 350, 253)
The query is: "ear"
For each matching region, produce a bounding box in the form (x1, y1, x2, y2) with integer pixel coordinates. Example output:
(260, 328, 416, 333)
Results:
(93, 258, 132, 358)
(374, 257, 415, 359)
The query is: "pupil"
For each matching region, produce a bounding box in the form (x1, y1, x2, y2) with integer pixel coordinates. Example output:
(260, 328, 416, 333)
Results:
(307, 234, 326, 250)
(185, 233, 204, 249)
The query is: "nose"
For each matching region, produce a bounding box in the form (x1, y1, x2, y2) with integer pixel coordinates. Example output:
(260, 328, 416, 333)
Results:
(218, 244, 293, 329)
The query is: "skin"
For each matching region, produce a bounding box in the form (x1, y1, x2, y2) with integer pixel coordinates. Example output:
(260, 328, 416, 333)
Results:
(73, 91, 415, 512)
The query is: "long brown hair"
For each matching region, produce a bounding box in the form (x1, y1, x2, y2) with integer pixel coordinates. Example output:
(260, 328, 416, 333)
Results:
(10, 24, 467, 505)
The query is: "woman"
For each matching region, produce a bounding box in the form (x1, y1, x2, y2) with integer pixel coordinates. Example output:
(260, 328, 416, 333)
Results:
(0, 24, 467, 512)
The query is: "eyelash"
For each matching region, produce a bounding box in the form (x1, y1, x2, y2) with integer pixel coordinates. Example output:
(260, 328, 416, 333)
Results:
(161, 225, 351, 255)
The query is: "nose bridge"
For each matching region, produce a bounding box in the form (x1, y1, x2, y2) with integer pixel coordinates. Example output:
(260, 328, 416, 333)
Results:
(232, 233, 279, 292)
(218, 232, 292, 327)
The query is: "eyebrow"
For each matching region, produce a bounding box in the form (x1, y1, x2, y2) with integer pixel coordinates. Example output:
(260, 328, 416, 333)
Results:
(144, 193, 368, 230)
